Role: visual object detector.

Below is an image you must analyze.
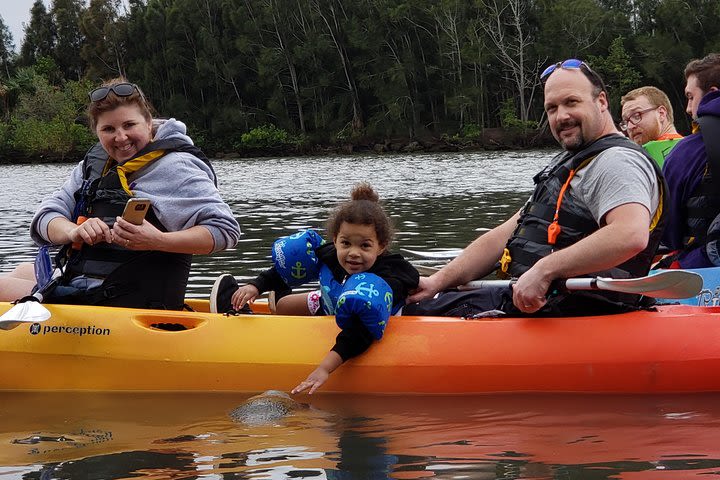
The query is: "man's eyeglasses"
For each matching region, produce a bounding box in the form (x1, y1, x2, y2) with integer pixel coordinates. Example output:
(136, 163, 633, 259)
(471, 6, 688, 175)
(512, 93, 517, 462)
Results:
(540, 58, 607, 94)
(89, 83, 145, 103)
(619, 107, 659, 131)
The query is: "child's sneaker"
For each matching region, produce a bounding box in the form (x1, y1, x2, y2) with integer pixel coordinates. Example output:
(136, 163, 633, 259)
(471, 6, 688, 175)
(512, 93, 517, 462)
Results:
(210, 274, 238, 313)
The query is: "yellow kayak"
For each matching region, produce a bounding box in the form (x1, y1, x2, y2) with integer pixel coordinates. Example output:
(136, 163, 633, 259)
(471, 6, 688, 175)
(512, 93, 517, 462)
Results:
(2, 300, 720, 393)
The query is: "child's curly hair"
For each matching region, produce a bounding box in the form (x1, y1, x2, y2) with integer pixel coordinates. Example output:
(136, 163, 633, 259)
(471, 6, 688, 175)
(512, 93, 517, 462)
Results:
(326, 182, 394, 248)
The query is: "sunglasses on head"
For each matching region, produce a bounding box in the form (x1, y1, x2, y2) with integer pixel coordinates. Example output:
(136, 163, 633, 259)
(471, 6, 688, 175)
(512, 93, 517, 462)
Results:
(89, 82, 144, 102)
(541, 59, 591, 80)
(540, 58, 607, 94)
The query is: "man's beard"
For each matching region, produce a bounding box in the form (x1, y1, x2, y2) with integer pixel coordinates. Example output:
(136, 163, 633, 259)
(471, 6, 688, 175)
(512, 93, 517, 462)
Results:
(557, 120, 584, 151)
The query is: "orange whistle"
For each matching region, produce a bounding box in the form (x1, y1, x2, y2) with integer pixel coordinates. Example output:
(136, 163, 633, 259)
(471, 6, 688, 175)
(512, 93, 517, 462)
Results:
(71, 215, 88, 250)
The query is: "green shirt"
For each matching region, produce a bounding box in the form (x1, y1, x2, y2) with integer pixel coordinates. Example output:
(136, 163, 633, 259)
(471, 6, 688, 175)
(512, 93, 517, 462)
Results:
(643, 137, 683, 168)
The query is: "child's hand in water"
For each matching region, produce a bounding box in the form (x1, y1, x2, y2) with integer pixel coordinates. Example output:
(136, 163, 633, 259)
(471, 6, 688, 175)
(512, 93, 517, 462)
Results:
(232, 284, 259, 310)
(291, 366, 330, 395)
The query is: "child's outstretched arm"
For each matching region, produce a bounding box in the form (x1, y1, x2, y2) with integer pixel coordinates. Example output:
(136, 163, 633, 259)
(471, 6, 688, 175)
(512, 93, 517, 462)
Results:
(291, 351, 343, 395)
(291, 272, 390, 395)
(231, 284, 260, 310)
(291, 320, 373, 395)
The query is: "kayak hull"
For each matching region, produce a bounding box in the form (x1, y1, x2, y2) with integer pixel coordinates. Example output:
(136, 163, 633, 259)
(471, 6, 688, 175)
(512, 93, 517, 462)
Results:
(1, 301, 719, 393)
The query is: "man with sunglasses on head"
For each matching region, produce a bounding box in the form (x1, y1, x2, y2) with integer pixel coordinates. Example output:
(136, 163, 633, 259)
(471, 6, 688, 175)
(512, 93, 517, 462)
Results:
(659, 53, 720, 269)
(620, 86, 683, 167)
(406, 59, 666, 317)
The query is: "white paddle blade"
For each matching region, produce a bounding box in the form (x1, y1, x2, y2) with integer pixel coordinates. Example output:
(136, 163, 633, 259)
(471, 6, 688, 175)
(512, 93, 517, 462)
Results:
(0, 302, 51, 330)
(565, 271, 704, 299)
(414, 265, 441, 276)
(401, 248, 463, 259)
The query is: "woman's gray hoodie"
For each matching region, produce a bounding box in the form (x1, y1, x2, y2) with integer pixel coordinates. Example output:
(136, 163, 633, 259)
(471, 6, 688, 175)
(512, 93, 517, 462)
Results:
(31, 119, 240, 252)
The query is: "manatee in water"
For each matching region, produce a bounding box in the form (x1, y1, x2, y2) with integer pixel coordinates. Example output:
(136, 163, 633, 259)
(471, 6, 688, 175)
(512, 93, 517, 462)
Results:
(230, 390, 305, 424)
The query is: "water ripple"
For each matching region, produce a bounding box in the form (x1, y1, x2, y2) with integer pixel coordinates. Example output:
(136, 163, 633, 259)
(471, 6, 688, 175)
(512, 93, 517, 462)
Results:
(0, 151, 555, 297)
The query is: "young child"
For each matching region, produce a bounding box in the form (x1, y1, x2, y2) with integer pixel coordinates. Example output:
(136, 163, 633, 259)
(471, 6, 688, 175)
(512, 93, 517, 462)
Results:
(209, 182, 419, 394)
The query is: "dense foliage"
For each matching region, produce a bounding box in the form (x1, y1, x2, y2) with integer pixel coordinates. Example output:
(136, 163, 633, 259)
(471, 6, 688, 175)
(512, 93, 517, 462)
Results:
(0, 0, 719, 159)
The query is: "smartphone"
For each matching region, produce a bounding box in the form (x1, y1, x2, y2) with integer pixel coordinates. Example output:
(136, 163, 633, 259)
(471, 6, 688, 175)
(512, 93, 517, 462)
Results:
(121, 198, 151, 225)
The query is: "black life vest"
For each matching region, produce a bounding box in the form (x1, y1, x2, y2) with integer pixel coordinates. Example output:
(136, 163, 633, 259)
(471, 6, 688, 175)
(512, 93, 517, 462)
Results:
(52, 138, 216, 310)
(502, 134, 667, 306)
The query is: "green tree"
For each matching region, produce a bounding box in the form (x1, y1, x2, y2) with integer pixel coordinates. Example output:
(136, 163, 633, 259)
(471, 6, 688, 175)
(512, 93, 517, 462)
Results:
(536, 0, 607, 59)
(9, 68, 94, 158)
(80, 0, 124, 80)
(588, 36, 641, 114)
(52, 0, 86, 80)
(258, 0, 307, 133)
(0, 15, 15, 79)
(362, 0, 429, 137)
(312, 0, 365, 134)
(474, 0, 542, 125)
(20, 0, 55, 67)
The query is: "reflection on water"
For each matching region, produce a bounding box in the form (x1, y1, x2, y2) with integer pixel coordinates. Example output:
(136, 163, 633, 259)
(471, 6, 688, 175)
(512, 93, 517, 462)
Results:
(4, 152, 719, 479)
(2, 392, 720, 479)
(0, 151, 552, 296)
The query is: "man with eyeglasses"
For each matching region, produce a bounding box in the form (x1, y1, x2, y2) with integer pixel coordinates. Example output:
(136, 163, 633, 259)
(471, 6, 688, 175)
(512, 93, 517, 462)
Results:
(406, 59, 666, 317)
(660, 53, 720, 268)
(620, 86, 683, 167)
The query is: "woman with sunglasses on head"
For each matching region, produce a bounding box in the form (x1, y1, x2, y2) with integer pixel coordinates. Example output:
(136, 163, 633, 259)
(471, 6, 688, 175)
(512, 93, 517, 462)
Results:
(0, 77, 240, 309)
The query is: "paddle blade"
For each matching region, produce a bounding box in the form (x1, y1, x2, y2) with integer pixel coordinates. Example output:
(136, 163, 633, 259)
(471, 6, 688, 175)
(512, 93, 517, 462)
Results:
(414, 264, 440, 276)
(401, 248, 463, 259)
(0, 301, 51, 330)
(566, 270, 704, 299)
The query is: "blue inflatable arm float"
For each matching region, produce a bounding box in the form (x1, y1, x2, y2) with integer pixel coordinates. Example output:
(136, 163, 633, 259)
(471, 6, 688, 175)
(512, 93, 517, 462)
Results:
(272, 229, 325, 287)
(335, 273, 394, 340)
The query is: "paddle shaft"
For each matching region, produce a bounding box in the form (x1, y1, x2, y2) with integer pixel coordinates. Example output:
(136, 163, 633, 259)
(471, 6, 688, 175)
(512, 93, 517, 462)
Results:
(458, 270, 703, 299)
(414, 265, 701, 299)
(460, 278, 601, 290)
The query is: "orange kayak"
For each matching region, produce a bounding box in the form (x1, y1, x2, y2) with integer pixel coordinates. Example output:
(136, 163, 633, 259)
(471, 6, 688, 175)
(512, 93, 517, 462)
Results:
(1, 301, 719, 393)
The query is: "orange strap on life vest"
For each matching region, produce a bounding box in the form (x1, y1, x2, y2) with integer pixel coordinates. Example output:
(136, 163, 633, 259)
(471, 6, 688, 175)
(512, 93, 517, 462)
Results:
(548, 168, 577, 245)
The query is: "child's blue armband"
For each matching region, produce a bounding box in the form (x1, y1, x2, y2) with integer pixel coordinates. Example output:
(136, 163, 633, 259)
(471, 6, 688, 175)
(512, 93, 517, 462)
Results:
(335, 273, 393, 340)
(271, 229, 325, 286)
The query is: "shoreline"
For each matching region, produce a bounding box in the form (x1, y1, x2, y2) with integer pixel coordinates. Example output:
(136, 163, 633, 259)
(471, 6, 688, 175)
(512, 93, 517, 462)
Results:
(0, 128, 557, 164)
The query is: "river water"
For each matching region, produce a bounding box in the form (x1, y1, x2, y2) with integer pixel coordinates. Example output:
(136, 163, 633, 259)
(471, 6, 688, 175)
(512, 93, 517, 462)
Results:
(2, 152, 720, 479)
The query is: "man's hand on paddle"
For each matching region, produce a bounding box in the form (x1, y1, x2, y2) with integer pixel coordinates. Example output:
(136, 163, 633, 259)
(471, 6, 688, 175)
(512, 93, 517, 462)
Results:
(512, 265, 552, 313)
(407, 275, 442, 303)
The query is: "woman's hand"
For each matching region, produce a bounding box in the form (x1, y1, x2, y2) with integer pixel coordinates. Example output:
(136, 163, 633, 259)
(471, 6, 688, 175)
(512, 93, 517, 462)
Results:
(291, 366, 330, 395)
(232, 284, 259, 311)
(68, 217, 112, 246)
(112, 216, 163, 250)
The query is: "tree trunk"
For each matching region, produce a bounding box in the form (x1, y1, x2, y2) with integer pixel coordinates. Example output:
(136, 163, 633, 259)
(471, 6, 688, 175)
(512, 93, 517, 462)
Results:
(314, 0, 364, 133)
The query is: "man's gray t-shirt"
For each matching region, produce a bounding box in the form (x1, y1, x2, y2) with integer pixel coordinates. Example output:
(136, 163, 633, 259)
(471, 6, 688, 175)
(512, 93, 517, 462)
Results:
(568, 146, 659, 225)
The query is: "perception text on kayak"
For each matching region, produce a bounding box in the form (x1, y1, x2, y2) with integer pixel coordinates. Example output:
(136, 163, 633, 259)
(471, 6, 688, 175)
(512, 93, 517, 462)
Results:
(30, 323, 111, 336)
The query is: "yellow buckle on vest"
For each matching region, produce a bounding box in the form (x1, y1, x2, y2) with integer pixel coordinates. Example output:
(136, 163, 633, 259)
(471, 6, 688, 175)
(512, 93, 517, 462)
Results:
(500, 248, 512, 273)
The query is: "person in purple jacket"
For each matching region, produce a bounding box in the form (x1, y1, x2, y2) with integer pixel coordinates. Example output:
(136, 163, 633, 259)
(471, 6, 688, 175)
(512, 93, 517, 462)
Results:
(661, 53, 720, 268)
